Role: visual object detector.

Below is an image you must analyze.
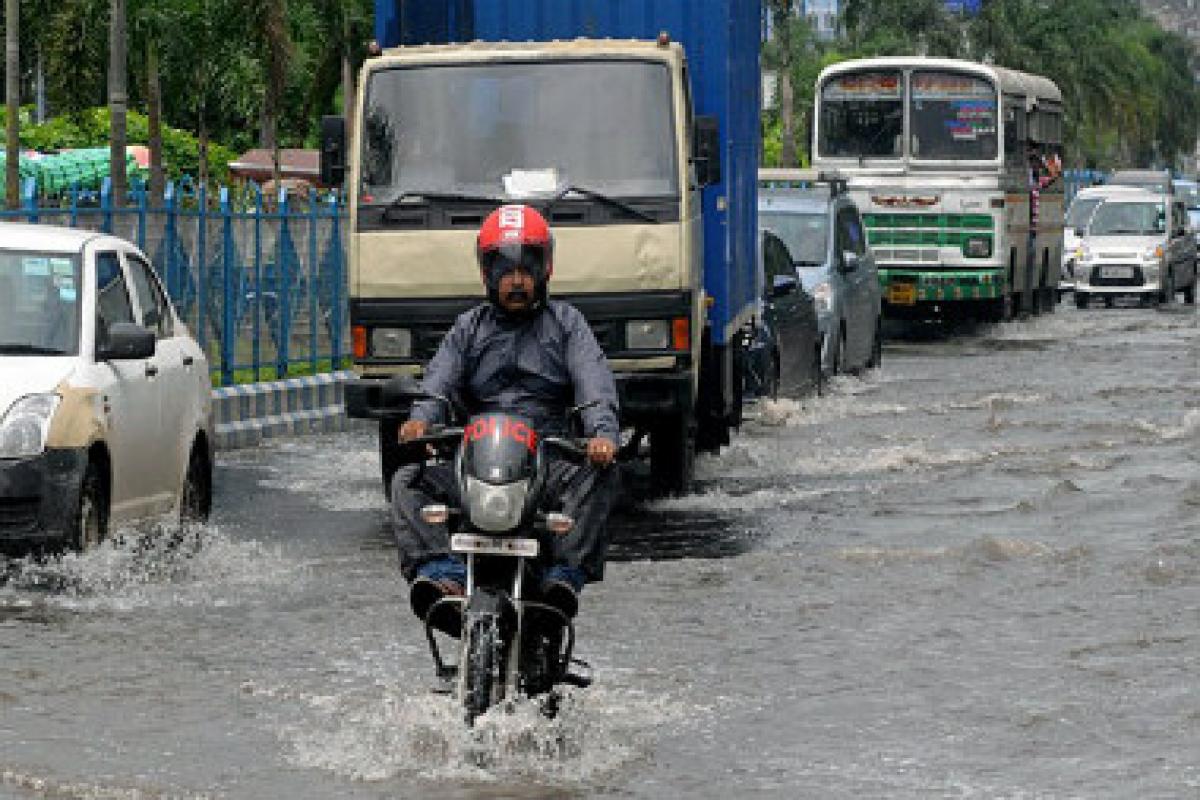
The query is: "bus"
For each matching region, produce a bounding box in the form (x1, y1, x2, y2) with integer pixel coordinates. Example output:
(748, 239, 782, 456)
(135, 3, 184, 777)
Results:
(812, 57, 1064, 321)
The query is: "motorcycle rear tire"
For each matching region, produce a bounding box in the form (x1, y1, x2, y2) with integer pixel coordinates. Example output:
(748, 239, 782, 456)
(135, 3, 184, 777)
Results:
(463, 616, 500, 726)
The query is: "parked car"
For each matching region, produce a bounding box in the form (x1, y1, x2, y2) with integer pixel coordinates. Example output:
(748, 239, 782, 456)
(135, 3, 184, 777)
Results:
(758, 170, 882, 377)
(742, 229, 822, 400)
(1073, 189, 1198, 308)
(0, 223, 213, 553)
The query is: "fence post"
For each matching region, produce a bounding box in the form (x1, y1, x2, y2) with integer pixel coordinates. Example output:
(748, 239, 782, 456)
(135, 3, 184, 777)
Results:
(197, 184, 208, 352)
(163, 182, 179, 307)
(135, 181, 147, 250)
(220, 187, 236, 386)
(69, 184, 79, 228)
(22, 177, 38, 223)
(328, 192, 343, 368)
(253, 184, 263, 382)
(276, 187, 291, 378)
(101, 177, 113, 233)
(308, 188, 319, 375)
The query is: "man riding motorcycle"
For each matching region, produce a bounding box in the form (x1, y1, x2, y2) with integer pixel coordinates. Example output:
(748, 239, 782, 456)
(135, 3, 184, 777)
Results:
(390, 204, 620, 631)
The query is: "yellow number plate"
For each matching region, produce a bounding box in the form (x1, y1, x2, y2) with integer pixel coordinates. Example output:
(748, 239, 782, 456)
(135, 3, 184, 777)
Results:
(888, 284, 917, 305)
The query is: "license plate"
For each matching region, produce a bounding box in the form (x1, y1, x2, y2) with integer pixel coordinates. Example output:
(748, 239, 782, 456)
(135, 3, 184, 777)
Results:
(1100, 265, 1133, 279)
(888, 284, 917, 305)
(451, 533, 539, 558)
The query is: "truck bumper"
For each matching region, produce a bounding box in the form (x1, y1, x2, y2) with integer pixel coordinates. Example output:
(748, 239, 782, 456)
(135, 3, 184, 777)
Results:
(345, 370, 694, 427)
(880, 268, 1006, 306)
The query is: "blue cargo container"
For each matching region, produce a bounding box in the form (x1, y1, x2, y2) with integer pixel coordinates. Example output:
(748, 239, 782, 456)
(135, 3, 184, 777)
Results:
(374, 0, 761, 351)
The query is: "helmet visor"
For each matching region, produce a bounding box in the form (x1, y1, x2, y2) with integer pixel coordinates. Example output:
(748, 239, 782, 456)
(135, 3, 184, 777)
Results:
(481, 245, 547, 283)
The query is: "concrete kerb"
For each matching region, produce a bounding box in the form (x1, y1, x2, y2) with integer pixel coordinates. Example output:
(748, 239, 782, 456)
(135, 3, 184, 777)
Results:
(211, 370, 372, 450)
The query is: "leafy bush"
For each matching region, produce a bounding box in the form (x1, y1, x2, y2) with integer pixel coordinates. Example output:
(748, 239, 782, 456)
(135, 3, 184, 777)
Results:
(8, 107, 236, 183)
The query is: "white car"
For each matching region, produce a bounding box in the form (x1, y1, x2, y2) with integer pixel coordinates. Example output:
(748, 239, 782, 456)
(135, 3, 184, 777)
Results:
(0, 223, 213, 552)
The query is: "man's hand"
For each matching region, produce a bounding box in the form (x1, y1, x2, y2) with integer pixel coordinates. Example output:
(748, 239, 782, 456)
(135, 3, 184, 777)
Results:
(399, 419, 429, 443)
(586, 436, 617, 467)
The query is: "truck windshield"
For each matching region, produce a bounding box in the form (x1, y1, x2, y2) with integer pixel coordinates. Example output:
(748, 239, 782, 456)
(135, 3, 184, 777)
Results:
(0, 251, 81, 356)
(1087, 201, 1165, 236)
(909, 71, 997, 160)
(760, 212, 828, 265)
(362, 60, 677, 200)
(818, 71, 903, 159)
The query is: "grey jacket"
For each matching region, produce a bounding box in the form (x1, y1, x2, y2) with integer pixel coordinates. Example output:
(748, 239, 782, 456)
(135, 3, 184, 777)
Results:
(411, 301, 620, 441)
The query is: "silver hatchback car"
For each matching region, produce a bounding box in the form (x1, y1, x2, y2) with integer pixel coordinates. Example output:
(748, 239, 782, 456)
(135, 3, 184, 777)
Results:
(758, 172, 882, 375)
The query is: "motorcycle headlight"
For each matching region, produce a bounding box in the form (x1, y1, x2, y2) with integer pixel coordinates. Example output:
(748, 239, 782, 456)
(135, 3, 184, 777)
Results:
(812, 281, 833, 315)
(464, 476, 529, 532)
(0, 394, 61, 459)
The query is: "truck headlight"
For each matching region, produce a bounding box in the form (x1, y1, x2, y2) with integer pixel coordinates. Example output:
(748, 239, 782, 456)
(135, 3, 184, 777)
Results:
(0, 394, 61, 459)
(1141, 245, 1164, 262)
(626, 320, 670, 350)
(963, 236, 992, 258)
(812, 281, 833, 315)
(370, 327, 412, 358)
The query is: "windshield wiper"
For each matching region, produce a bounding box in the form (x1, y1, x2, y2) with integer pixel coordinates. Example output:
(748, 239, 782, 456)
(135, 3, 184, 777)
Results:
(379, 190, 502, 212)
(0, 343, 69, 355)
(550, 185, 659, 224)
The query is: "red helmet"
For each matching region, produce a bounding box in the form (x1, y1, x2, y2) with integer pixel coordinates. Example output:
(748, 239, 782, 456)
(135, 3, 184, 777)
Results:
(477, 204, 554, 309)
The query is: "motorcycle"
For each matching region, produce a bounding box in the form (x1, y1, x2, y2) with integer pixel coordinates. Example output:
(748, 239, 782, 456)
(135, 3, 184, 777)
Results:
(393, 384, 597, 725)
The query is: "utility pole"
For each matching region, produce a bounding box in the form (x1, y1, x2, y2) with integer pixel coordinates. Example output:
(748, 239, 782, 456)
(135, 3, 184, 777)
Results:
(109, 0, 128, 207)
(6, 0, 19, 209)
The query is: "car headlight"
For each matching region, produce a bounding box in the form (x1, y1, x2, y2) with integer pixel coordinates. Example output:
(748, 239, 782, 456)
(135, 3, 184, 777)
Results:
(370, 327, 412, 358)
(625, 320, 670, 350)
(1077, 246, 1092, 263)
(812, 281, 833, 315)
(0, 394, 61, 459)
(1141, 245, 1164, 262)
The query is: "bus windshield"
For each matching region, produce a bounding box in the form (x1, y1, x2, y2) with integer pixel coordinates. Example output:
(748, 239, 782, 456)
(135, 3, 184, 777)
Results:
(909, 71, 997, 160)
(818, 71, 903, 159)
(361, 60, 678, 200)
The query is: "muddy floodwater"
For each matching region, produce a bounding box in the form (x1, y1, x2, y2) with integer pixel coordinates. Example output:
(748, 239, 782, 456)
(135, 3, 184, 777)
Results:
(2, 303, 1197, 799)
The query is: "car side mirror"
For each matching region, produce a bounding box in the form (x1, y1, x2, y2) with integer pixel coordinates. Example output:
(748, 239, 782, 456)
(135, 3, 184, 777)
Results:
(693, 115, 721, 187)
(771, 273, 798, 298)
(840, 251, 860, 272)
(98, 322, 155, 361)
(320, 115, 347, 187)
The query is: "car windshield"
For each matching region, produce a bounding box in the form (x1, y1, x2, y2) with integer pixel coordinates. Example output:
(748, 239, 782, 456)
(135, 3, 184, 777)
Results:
(361, 60, 677, 199)
(1066, 197, 1102, 230)
(760, 212, 829, 265)
(909, 71, 998, 160)
(0, 250, 81, 355)
(1087, 201, 1165, 236)
(818, 70, 903, 159)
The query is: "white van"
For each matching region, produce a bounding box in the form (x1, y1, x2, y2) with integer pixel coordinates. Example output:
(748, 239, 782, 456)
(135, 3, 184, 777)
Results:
(0, 223, 213, 552)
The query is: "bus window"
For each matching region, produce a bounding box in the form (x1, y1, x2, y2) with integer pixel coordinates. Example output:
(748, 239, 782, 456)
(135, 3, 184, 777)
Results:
(818, 71, 903, 159)
(910, 71, 998, 160)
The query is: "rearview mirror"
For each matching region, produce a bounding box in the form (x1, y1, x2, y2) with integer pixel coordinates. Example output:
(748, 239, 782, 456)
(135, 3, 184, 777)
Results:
(98, 322, 155, 361)
(693, 115, 721, 187)
(320, 115, 346, 187)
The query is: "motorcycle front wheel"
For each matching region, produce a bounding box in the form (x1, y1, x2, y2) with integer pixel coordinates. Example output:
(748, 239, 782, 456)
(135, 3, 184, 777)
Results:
(462, 615, 501, 725)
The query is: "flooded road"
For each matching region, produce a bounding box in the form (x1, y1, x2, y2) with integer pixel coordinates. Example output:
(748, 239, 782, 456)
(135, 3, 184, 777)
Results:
(2, 302, 1197, 798)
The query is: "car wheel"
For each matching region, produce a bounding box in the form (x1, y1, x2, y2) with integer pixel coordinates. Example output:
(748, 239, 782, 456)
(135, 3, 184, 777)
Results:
(1104, 296, 1115, 309)
(1157, 271, 1174, 306)
(180, 444, 212, 525)
(831, 326, 847, 376)
(70, 462, 107, 551)
(812, 343, 826, 397)
(1183, 273, 1196, 304)
(1074, 292, 1089, 310)
(865, 318, 883, 369)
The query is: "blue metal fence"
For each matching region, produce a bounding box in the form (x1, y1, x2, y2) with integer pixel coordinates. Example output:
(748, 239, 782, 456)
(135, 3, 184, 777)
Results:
(0, 178, 347, 387)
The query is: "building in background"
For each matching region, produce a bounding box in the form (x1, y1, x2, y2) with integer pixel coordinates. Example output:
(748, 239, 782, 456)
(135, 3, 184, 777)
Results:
(800, 0, 840, 41)
(944, 0, 982, 13)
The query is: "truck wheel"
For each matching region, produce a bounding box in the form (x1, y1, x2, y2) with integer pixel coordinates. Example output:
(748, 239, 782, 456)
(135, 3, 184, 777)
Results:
(380, 419, 402, 499)
(1184, 276, 1196, 305)
(651, 414, 695, 497)
(1074, 292, 1089, 310)
(866, 319, 883, 370)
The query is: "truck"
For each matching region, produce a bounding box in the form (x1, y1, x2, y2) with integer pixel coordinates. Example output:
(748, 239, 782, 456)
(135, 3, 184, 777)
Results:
(323, 0, 763, 496)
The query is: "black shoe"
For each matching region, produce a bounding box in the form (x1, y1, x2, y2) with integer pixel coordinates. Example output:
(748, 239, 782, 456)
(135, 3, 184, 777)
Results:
(410, 576, 464, 637)
(540, 579, 579, 620)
